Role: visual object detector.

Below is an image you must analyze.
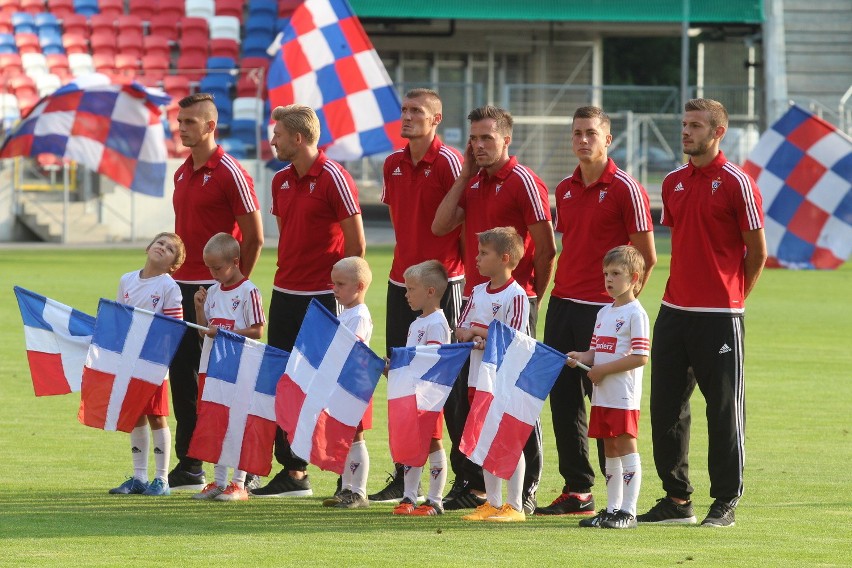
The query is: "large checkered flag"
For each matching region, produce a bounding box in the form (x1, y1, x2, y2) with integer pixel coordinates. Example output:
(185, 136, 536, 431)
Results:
(0, 74, 170, 196)
(267, 0, 405, 160)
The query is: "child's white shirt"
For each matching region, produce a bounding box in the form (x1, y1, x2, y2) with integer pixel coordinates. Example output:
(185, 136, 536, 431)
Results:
(199, 278, 265, 373)
(406, 310, 451, 347)
(338, 302, 373, 346)
(117, 270, 183, 318)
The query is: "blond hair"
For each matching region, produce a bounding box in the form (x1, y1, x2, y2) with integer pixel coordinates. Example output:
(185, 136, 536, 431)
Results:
(203, 232, 240, 261)
(271, 104, 321, 145)
(603, 245, 646, 294)
(333, 256, 372, 289)
(147, 232, 186, 273)
(403, 260, 448, 297)
(477, 226, 524, 269)
(685, 98, 729, 129)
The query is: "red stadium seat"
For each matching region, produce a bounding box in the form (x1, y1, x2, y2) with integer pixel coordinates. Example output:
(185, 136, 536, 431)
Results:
(98, 0, 124, 19)
(115, 52, 138, 77)
(20, 0, 47, 16)
(47, 0, 75, 19)
(128, 0, 156, 21)
(89, 14, 115, 35)
(158, 1, 183, 22)
(0, 52, 23, 78)
(140, 53, 168, 82)
(9, 74, 37, 98)
(279, 0, 301, 17)
(60, 13, 88, 38)
(45, 52, 71, 80)
(175, 51, 206, 81)
(0, 13, 12, 34)
(163, 74, 190, 100)
(215, 0, 244, 22)
(240, 55, 270, 73)
(89, 29, 117, 57)
(179, 17, 208, 44)
(61, 32, 87, 54)
(116, 33, 143, 58)
(15, 32, 41, 54)
(116, 14, 143, 38)
(143, 34, 169, 59)
(149, 14, 178, 42)
(210, 38, 238, 60)
(0, 0, 17, 16)
(92, 51, 114, 73)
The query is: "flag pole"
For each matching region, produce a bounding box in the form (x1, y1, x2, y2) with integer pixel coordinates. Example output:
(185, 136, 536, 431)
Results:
(127, 304, 209, 332)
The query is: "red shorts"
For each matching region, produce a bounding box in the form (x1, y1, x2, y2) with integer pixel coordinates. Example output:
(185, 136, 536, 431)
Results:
(356, 397, 373, 433)
(142, 379, 170, 417)
(588, 406, 639, 439)
(431, 409, 444, 440)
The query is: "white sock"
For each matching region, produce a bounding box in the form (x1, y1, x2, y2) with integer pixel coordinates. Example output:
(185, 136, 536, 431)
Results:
(348, 441, 369, 498)
(130, 425, 149, 483)
(620, 453, 642, 516)
(484, 471, 503, 508)
(605, 457, 623, 513)
(427, 449, 447, 504)
(214, 464, 228, 488)
(506, 452, 525, 512)
(232, 469, 246, 488)
(151, 426, 170, 482)
(403, 465, 422, 503)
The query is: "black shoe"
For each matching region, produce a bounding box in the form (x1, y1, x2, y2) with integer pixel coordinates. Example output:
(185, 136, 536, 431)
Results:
(167, 467, 206, 491)
(701, 500, 736, 527)
(636, 497, 697, 524)
(579, 509, 611, 528)
(601, 509, 638, 529)
(323, 489, 352, 507)
(442, 477, 468, 503)
(244, 474, 262, 492)
(368, 466, 405, 503)
(521, 490, 537, 515)
(334, 491, 369, 509)
(534, 492, 595, 515)
(249, 470, 313, 497)
(442, 487, 486, 510)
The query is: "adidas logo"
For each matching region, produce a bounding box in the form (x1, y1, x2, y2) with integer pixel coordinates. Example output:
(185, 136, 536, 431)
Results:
(392, 166, 402, 176)
(674, 182, 685, 192)
(281, 180, 290, 189)
(563, 190, 572, 199)
(719, 343, 732, 354)
(153, 447, 164, 455)
(471, 181, 480, 189)
(177, 172, 184, 181)
(131, 446, 141, 454)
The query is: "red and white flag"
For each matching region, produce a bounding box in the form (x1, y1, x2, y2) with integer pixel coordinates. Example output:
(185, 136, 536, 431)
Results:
(14, 286, 95, 396)
(275, 300, 385, 474)
(386, 343, 471, 467)
(78, 299, 187, 432)
(460, 320, 566, 479)
(188, 331, 288, 476)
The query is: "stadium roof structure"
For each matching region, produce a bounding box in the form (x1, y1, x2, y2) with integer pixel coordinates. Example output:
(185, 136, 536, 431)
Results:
(349, 0, 763, 24)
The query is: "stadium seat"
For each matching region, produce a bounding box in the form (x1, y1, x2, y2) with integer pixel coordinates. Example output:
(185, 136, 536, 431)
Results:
(185, 0, 214, 21)
(142, 34, 169, 59)
(245, 13, 274, 37)
(247, 0, 277, 20)
(179, 40, 207, 61)
(115, 52, 138, 78)
(128, 0, 156, 21)
(0, 52, 23, 77)
(0, 13, 11, 34)
(117, 33, 143, 58)
(140, 53, 168, 82)
(12, 12, 37, 35)
(92, 51, 114, 73)
(199, 75, 235, 127)
(97, 0, 123, 19)
(45, 52, 71, 79)
(235, 72, 263, 98)
(215, 0, 244, 22)
(240, 34, 272, 59)
(209, 15, 240, 42)
(149, 14, 178, 42)
(220, 137, 247, 159)
(20, 0, 47, 15)
(117, 14, 144, 39)
(73, 0, 99, 18)
(89, 29, 116, 56)
(89, 13, 114, 34)
(17, 91, 39, 114)
(35, 72, 62, 96)
(22, 51, 49, 76)
(9, 73, 37, 98)
(46, 0, 75, 19)
(38, 31, 65, 55)
(278, 0, 301, 18)
(175, 51, 205, 81)
(0, 32, 16, 53)
(15, 33, 41, 54)
(210, 38, 238, 60)
(157, 1, 184, 22)
(60, 13, 88, 38)
(163, 74, 190, 100)
(179, 16, 208, 44)
(206, 55, 236, 74)
(35, 13, 62, 35)
(68, 51, 94, 75)
(0, 92, 21, 127)
(230, 96, 263, 147)
(61, 32, 87, 54)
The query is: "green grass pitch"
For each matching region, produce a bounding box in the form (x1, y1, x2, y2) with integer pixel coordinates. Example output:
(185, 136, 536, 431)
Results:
(0, 243, 849, 566)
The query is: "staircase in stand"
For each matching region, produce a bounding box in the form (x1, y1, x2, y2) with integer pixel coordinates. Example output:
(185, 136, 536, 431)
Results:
(16, 193, 115, 243)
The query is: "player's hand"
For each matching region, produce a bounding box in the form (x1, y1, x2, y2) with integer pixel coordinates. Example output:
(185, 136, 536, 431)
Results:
(204, 326, 218, 338)
(193, 287, 207, 305)
(472, 337, 485, 350)
(382, 357, 390, 377)
(587, 366, 604, 385)
(460, 140, 476, 177)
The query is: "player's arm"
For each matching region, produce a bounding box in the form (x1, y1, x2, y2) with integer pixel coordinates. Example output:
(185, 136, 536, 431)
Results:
(233, 322, 264, 340)
(341, 214, 366, 258)
(628, 230, 657, 295)
(528, 220, 556, 301)
(236, 210, 264, 278)
(432, 142, 475, 236)
(586, 353, 648, 385)
(566, 349, 594, 368)
(194, 287, 209, 335)
(742, 227, 767, 299)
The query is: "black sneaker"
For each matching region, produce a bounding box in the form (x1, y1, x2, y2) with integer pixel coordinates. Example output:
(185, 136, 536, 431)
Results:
(521, 490, 537, 515)
(442, 487, 486, 510)
(534, 492, 595, 515)
(442, 477, 467, 503)
(368, 467, 405, 503)
(249, 470, 313, 497)
(636, 497, 697, 524)
(579, 509, 611, 528)
(244, 474, 262, 492)
(334, 491, 369, 509)
(323, 489, 352, 507)
(601, 509, 638, 529)
(701, 500, 736, 527)
(167, 467, 206, 491)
